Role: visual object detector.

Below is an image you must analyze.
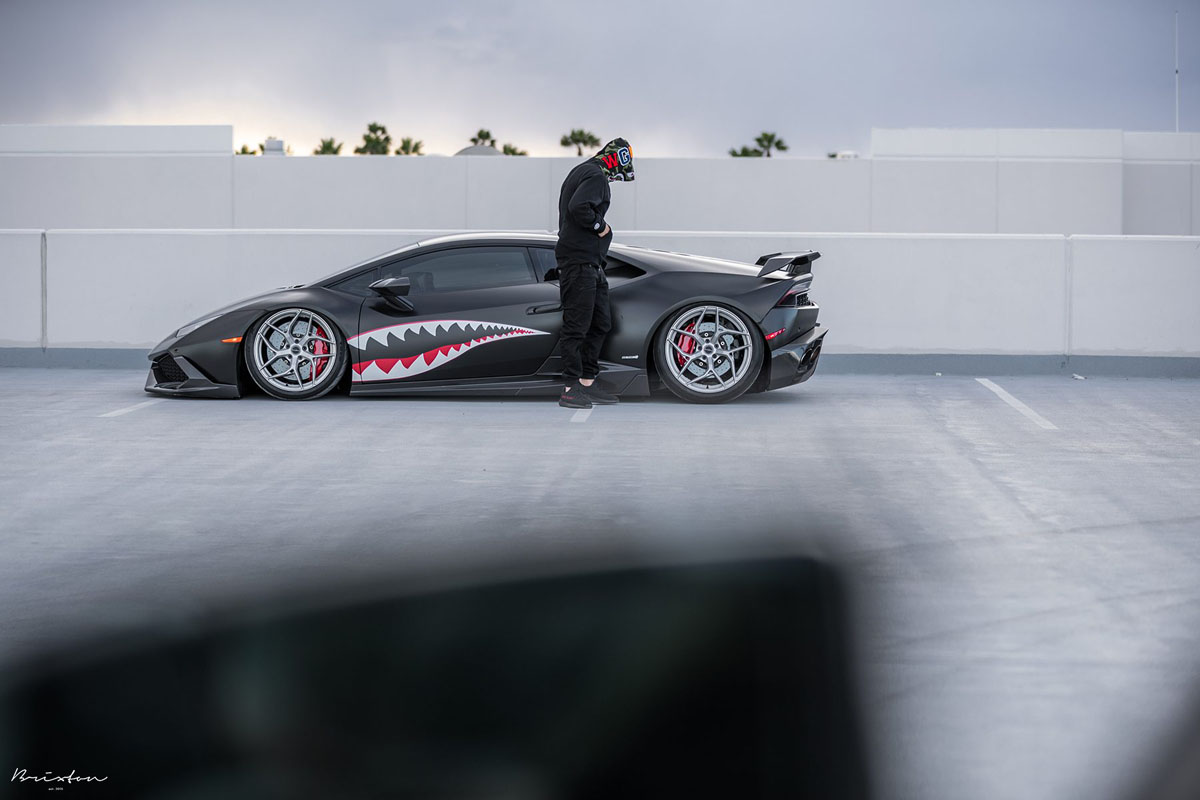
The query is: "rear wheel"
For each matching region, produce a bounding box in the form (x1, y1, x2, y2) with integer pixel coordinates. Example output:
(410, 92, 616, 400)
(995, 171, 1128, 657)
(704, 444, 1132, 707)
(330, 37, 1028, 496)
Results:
(654, 304, 762, 404)
(245, 308, 347, 400)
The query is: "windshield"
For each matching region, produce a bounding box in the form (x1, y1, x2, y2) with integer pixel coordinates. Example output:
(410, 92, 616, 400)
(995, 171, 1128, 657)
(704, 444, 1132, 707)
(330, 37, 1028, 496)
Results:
(309, 239, 426, 286)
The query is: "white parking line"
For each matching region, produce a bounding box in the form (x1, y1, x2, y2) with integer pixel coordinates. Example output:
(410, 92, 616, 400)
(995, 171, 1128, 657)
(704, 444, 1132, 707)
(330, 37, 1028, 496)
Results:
(99, 399, 164, 418)
(975, 378, 1058, 430)
(570, 408, 593, 423)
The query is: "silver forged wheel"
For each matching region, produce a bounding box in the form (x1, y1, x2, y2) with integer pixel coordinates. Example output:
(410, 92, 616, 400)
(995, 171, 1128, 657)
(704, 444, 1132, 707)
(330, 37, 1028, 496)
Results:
(659, 305, 760, 401)
(248, 308, 344, 399)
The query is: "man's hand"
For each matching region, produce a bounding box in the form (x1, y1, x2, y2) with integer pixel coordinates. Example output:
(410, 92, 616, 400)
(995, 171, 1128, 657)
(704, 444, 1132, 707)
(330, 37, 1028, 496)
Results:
(598, 224, 611, 237)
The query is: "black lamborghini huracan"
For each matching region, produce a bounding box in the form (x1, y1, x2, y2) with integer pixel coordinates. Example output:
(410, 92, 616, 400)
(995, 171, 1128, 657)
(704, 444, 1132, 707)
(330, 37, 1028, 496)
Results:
(145, 232, 827, 404)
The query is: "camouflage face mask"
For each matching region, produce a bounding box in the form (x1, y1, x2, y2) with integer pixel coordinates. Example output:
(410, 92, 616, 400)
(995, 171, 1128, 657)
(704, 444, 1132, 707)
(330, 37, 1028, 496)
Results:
(593, 138, 635, 182)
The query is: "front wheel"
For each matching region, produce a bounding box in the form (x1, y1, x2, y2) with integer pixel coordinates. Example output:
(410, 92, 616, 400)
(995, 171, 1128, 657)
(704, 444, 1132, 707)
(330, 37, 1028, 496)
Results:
(245, 308, 347, 400)
(654, 304, 763, 404)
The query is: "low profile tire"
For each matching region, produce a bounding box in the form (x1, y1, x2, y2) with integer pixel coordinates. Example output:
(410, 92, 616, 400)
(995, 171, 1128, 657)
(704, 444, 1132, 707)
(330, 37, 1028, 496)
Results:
(654, 303, 763, 404)
(245, 308, 347, 400)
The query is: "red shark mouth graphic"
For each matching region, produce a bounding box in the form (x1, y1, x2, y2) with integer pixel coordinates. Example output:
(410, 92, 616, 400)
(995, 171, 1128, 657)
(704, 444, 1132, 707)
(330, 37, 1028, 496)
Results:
(348, 319, 549, 382)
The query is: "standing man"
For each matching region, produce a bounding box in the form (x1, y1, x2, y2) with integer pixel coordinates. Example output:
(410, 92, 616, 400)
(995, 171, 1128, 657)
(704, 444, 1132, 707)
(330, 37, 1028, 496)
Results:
(555, 137, 635, 409)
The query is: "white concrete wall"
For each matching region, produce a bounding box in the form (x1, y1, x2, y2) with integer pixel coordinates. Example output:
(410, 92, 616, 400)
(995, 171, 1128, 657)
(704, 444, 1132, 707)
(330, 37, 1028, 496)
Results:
(42, 230, 442, 348)
(1123, 164, 1192, 235)
(2, 126, 1194, 235)
(870, 160, 997, 233)
(0, 156, 233, 229)
(0, 153, 1150, 234)
(1193, 165, 1200, 236)
(1120, 133, 1199, 237)
(872, 128, 1128, 159)
(7, 228, 1192, 358)
(632, 158, 871, 232)
(623, 233, 1067, 355)
(234, 157, 471, 229)
(997, 160, 1123, 234)
(0, 230, 42, 346)
(1070, 236, 1200, 357)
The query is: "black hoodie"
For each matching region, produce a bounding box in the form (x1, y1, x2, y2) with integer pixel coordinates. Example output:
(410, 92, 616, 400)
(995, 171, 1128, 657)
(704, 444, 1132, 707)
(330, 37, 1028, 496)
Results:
(554, 138, 634, 267)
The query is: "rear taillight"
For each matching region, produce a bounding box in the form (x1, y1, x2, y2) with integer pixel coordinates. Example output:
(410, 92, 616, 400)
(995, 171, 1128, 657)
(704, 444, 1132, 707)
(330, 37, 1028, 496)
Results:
(775, 273, 813, 307)
(776, 288, 812, 307)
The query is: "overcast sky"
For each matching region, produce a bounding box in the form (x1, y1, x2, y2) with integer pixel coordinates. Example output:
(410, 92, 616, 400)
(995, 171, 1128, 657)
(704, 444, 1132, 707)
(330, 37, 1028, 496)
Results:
(0, 0, 1195, 156)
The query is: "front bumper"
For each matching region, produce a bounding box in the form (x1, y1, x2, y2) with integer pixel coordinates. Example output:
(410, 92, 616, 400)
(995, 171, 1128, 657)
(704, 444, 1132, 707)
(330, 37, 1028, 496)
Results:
(764, 326, 827, 391)
(145, 352, 240, 399)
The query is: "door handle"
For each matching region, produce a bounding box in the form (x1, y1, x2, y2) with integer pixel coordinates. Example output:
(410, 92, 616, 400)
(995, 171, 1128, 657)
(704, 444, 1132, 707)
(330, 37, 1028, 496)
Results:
(527, 303, 562, 315)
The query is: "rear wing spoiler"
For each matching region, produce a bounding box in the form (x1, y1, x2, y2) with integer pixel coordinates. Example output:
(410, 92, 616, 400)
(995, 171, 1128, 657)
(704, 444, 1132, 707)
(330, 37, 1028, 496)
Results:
(755, 250, 821, 278)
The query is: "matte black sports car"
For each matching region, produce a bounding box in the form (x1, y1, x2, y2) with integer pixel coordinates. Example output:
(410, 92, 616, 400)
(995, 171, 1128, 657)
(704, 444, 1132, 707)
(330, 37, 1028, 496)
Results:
(145, 233, 827, 404)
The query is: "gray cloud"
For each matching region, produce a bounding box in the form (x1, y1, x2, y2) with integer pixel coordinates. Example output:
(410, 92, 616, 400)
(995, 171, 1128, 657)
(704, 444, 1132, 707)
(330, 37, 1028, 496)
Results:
(0, 0, 1195, 156)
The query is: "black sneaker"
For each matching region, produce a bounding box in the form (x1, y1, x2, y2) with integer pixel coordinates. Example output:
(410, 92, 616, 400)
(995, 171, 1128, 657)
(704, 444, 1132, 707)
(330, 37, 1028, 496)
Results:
(559, 383, 592, 409)
(582, 383, 619, 405)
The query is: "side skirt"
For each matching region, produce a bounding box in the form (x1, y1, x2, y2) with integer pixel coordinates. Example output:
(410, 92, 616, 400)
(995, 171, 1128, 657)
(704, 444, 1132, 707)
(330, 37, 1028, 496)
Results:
(349, 361, 649, 398)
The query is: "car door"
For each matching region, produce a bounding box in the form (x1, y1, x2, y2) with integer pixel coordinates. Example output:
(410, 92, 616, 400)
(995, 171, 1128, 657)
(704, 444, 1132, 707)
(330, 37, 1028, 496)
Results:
(351, 245, 563, 385)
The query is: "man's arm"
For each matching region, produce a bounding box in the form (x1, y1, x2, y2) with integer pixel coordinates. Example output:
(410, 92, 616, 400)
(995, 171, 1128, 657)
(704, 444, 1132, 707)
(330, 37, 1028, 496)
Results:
(567, 173, 609, 234)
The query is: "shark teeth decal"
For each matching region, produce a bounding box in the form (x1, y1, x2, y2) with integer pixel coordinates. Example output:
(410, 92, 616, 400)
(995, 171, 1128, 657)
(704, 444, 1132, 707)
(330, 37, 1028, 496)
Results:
(348, 319, 549, 383)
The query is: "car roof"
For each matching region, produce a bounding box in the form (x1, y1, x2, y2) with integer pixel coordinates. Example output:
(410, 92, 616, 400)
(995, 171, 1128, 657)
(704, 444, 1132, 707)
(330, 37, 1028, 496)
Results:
(317, 231, 761, 285)
(418, 231, 559, 247)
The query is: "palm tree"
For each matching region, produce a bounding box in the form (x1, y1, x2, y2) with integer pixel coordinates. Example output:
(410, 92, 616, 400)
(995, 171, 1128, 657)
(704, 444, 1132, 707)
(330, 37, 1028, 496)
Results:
(753, 132, 788, 158)
(313, 137, 342, 155)
(354, 122, 392, 155)
(470, 129, 496, 147)
(235, 144, 258, 155)
(560, 129, 600, 156)
(501, 143, 527, 156)
(395, 137, 424, 156)
(728, 146, 764, 157)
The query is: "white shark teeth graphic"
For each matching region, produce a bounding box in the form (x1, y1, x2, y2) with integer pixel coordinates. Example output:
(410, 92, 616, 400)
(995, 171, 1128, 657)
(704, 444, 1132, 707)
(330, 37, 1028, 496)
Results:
(348, 319, 519, 350)
(349, 319, 550, 383)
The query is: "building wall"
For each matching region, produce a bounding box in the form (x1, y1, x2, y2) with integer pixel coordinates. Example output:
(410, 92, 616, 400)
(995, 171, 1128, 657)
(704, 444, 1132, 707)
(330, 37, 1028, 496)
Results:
(3, 228, 1195, 358)
(1070, 236, 1200, 357)
(0, 230, 42, 347)
(1, 125, 1196, 236)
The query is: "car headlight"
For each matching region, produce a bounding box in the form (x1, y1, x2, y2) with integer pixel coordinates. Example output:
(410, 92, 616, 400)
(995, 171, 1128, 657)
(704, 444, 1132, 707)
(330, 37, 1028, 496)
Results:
(175, 315, 221, 339)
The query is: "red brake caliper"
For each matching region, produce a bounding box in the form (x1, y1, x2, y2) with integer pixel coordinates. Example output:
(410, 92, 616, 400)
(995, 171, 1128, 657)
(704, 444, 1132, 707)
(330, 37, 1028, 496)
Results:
(313, 325, 328, 378)
(675, 323, 696, 367)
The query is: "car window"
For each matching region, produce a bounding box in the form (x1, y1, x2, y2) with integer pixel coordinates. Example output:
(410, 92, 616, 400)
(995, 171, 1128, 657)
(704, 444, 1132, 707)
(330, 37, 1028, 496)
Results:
(531, 247, 645, 283)
(380, 247, 535, 293)
(330, 268, 380, 297)
(529, 247, 557, 281)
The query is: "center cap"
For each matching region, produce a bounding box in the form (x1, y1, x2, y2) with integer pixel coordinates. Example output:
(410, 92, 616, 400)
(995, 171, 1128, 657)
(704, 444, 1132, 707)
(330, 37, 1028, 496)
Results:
(291, 345, 301, 354)
(703, 344, 715, 353)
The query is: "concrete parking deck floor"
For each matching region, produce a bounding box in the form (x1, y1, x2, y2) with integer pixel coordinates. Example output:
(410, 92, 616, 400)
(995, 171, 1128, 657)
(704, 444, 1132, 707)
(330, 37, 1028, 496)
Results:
(1, 367, 1198, 800)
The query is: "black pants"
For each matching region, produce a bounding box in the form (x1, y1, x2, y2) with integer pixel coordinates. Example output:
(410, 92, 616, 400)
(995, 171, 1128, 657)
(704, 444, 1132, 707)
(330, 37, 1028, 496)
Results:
(557, 262, 612, 381)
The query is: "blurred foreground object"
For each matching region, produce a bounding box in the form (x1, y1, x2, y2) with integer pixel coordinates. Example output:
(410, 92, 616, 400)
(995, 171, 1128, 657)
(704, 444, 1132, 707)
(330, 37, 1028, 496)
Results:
(0, 557, 869, 799)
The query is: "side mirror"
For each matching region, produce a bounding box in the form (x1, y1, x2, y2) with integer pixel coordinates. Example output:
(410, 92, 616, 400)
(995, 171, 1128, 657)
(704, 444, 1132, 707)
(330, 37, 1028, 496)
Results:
(370, 276, 411, 297)
(369, 277, 414, 312)
(543, 268, 559, 282)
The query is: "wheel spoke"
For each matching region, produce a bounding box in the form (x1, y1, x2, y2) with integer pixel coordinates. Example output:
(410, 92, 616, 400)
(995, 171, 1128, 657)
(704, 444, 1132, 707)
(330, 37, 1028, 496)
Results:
(669, 339, 693, 358)
(684, 366, 713, 387)
(261, 338, 288, 357)
(263, 321, 292, 341)
(669, 326, 702, 343)
(679, 352, 706, 373)
(259, 352, 288, 371)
